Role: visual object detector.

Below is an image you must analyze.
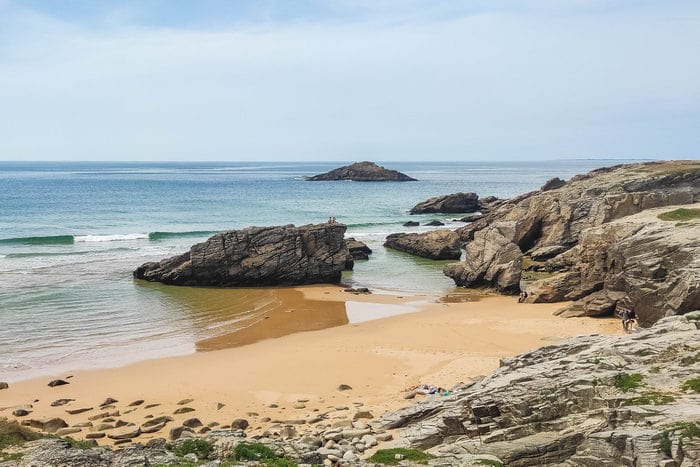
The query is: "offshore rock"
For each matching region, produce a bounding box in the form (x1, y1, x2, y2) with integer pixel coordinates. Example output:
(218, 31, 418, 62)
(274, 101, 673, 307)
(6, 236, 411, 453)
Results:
(446, 161, 700, 317)
(409, 192, 480, 214)
(379, 314, 700, 466)
(345, 237, 372, 260)
(305, 161, 416, 182)
(384, 230, 461, 260)
(134, 224, 349, 286)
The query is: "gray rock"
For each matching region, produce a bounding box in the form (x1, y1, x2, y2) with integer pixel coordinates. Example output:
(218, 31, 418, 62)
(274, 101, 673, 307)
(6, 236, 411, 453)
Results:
(0, 382, 8, 390)
(12, 409, 30, 417)
(385, 230, 461, 260)
(183, 417, 203, 429)
(47, 379, 69, 387)
(169, 425, 194, 441)
(134, 223, 349, 287)
(410, 192, 480, 214)
(230, 418, 249, 430)
(305, 161, 417, 182)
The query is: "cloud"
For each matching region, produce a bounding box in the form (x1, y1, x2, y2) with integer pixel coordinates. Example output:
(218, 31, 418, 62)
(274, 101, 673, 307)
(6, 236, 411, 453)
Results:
(0, 1, 698, 160)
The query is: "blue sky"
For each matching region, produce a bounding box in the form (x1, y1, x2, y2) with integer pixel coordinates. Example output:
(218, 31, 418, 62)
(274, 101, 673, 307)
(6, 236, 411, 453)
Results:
(0, 0, 698, 161)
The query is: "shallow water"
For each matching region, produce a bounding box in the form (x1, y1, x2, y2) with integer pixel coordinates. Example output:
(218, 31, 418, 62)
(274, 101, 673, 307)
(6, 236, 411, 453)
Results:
(0, 160, 637, 381)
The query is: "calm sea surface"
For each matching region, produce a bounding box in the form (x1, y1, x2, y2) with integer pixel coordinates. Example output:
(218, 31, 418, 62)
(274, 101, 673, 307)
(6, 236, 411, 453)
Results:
(0, 160, 636, 381)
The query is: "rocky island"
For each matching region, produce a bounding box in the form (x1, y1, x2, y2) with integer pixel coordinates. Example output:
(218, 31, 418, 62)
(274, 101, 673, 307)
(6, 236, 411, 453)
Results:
(305, 161, 417, 182)
(134, 223, 350, 286)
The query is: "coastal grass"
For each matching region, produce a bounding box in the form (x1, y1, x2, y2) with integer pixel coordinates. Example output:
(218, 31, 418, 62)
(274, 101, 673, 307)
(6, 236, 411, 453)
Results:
(174, 439, 214, 460)
(622, 391, 676, 406)
(230, 442, 296, 467)
(0, 419, 40, 462)
(681, 377, 700, 393)
(369, 448, 434, 465)
(614, 373, 644, 392)
(475, 459, 505, 467)
(657, 208, 700, 222)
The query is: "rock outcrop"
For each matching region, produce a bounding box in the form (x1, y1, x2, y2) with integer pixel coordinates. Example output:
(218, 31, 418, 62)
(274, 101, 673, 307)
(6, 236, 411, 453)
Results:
(305, 161, 416, 182)
(384, 230, 461, 260)
(134, 224, 349, 286)
(379, 313, 700, 466)
(444, 160, 700, 324)
(345, 238, 372, 261)
(409, 192, 480, 214)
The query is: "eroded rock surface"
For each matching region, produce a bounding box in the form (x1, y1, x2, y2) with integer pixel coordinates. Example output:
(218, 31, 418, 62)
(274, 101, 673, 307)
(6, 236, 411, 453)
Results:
(305, 161, 416, 182)
(444, 161, 700, 324)
(134, 224, 349, 286)
(384, 230, 461, 260)
(379, 313, 700, 466)
(410, 192, 480, 214)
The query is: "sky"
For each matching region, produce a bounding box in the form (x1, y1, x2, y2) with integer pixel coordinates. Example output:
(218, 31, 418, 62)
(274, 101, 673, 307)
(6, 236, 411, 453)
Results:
(0, 0, 698, 161)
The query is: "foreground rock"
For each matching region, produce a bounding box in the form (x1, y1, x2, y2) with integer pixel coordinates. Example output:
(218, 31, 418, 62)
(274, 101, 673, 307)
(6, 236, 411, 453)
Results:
(409, 192, 480, 214)
(384, 230, 461, 260)
(345, 237, 372, 260)
(444, 161, 700, 324)
(134, 223, 349, 286)
(305, 161, 417, 182)
(380, 313, 700, 466)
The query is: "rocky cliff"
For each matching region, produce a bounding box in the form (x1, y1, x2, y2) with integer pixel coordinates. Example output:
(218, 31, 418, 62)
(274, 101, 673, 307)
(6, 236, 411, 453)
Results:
(379, 312, 700, 466)
(134, 224, 349, 286)
(305, 161, 417, 182)
(444, 161, 700, 324)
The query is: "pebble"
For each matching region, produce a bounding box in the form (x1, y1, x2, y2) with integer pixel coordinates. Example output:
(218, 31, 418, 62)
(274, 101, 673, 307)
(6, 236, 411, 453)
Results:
(293, 403, 306, 409)
(375, 433, 393, 442)
(128, 400, 144, 407)
(0, 382, 8, 390)
(177, 398, 194, 405)
(144, 403, 160, 409)
(335, 406, 349, 411)
(337, 384, 352, 391)
(12, 409, 31, 417)
(66, 407, 93, 415)
(216, 402, 226, 410)
(47, 379, 69, 387)
(50, 398, 75, 407)
(173, 407, 195, 415)
(100, 398, 118, 407)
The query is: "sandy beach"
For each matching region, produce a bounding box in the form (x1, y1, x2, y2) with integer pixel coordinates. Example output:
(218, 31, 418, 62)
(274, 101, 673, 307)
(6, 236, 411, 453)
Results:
(0, 285, 622, 445)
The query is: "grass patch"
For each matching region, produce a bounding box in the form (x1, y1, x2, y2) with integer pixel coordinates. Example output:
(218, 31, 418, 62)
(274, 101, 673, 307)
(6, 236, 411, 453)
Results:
(657, 208, 700, 222)
(475, 459, 504, 467)
(368, 448, 434, 465)
(230, 442, 296, 467)
(614, 373, 644, 392)
(521, 271, 556, 281)
(659, 431, 672, 457)
(622, 391, 676, 406)
(681, 378, 700, 393)
(0, 419, 41, 462)
(676, 422, 700, 439)
(174, 439, 214, 460)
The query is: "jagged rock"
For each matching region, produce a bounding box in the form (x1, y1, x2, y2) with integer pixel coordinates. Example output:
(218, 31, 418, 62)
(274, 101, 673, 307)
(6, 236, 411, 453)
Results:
(380, 314, 700, 466)
(345, 237, 372, 260)
(540, 177, 566, 191)
(410, 192, 480, 214)
(305, 161, 417, 182)
(447, 161, 700, 322)
(384, 230, 461, 260)
(134, 223, 349, 287)
(456, 213, 483, 223)
(444, 224, 522, 293)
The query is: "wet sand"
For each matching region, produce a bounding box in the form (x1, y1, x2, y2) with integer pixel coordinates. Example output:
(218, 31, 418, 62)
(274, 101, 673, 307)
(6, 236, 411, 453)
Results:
(0, 285, 622, 445)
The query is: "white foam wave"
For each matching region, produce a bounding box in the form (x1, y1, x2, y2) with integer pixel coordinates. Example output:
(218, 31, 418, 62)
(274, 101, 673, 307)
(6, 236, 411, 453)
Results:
(74, 233, 149, 243)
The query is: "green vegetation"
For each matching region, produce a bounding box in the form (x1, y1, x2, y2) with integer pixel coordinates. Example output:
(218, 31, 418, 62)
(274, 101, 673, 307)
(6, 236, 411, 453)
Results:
(368, 448, 434, 465)
(657, 208, 700, 222)
(174, 439, 214, 461)
(622, 391, 676, 406)
(676, 422, 700, 439)
(681, 377, 700, 393)
(659, 431, 672, 457)
(0, 419, 40, 462)
(614, 373, 644, 392)
(475, 459, 505, 467)
(230, 442, 296, 467)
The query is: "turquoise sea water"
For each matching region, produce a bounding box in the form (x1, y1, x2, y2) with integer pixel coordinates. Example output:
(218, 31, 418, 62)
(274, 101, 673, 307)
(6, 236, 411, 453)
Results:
(0, 160, 635, 381)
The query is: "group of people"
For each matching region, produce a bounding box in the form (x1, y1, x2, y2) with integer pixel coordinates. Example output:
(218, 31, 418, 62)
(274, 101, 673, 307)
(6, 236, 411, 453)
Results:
(616, 306, 637, 332)
(327, 216, 338, 224)
(517, 291, 528, 303)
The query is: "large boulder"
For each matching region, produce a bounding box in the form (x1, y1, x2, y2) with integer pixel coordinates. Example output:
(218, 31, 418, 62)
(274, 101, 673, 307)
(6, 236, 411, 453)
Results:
(305, 161, 416, 182)
(384, 230, 461, 260)
(444, 223, 522, 293)
(134, 224, 350, 286)
(409, 192, 480, 214)
(345, 237, 372, 260)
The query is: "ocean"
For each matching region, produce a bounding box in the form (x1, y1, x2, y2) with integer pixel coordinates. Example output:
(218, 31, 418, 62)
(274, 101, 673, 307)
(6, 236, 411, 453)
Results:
(0, 160, 635, 381)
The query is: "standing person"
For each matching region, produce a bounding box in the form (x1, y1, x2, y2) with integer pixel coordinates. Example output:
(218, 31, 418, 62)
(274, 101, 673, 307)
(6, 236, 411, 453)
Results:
(617, 306, 633, 332)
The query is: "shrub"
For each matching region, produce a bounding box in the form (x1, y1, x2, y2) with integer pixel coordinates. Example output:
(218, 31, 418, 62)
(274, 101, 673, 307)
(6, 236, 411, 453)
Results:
(681, 378, 700, 393)
(622, 391, 675, 406)
(657, 208, 700, 222)
(368, 448, 434, 465)
(614, 373, 643, 392)
(174, 439, 214, 460)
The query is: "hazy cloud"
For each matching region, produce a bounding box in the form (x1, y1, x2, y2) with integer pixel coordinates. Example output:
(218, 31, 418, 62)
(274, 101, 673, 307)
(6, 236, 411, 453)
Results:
(0, 1, 698, 160)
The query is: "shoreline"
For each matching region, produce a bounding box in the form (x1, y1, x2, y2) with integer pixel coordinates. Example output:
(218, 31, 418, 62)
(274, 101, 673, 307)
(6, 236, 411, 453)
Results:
(0, 285, 622, 446)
